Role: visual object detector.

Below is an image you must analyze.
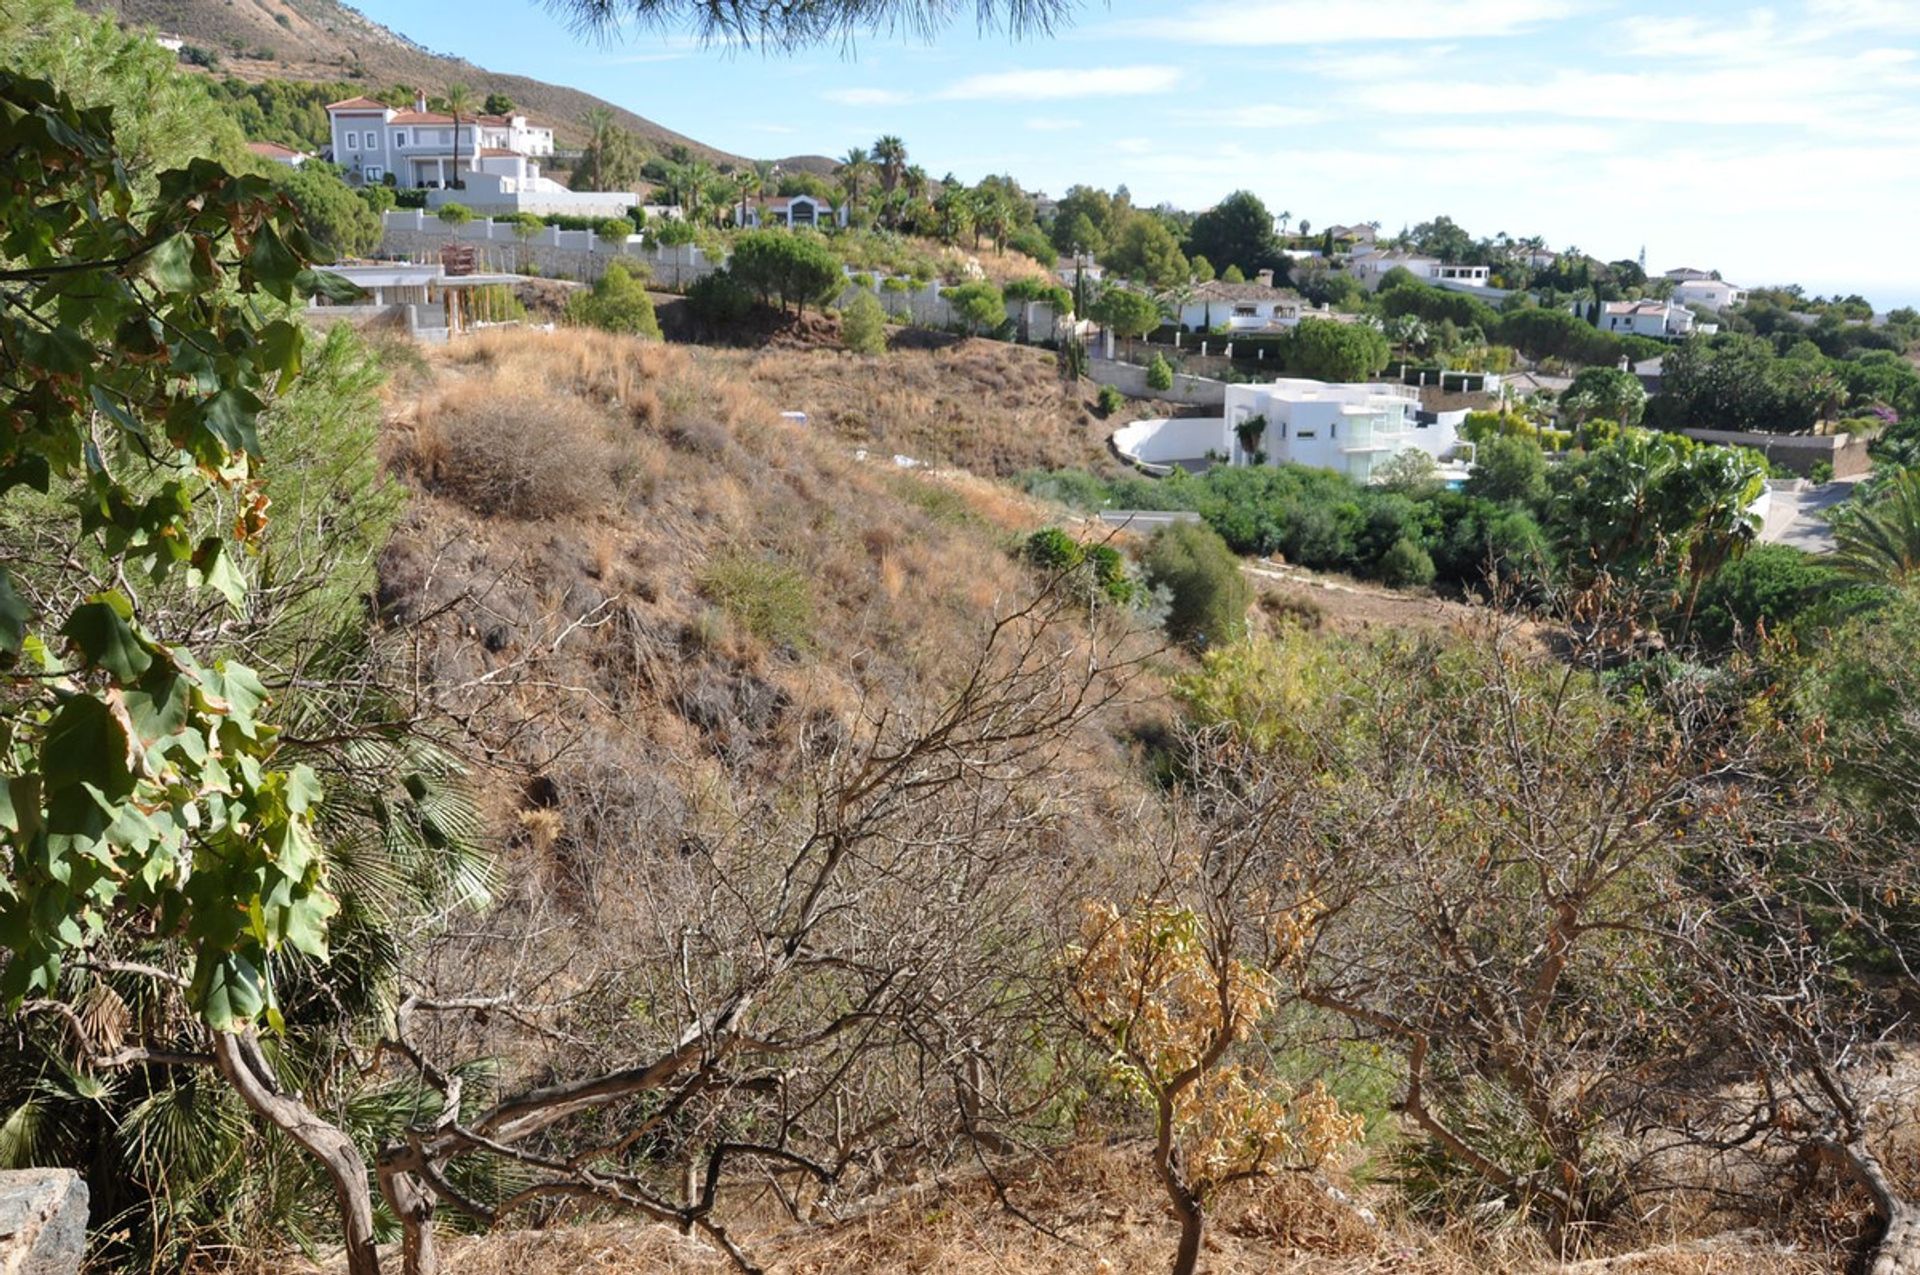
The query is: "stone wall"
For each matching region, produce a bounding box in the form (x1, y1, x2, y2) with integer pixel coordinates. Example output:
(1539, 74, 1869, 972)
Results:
(1090, 357, 1229, 407)
(0, 1169, 88, 1274)
(1682, 428, 1873, 478)
(379, 211, 720, 288)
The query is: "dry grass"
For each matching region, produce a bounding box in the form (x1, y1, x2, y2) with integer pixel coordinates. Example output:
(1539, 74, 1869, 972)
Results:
(285, 1142, 1832, 1275)
(721, 338, 1115, 478)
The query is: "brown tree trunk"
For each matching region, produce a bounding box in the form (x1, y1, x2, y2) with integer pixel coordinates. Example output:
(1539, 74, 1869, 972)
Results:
(378, 1154, 439, 1275)
(214, 1030, 381, 1275)
(1170, 1199, 1205, 1275)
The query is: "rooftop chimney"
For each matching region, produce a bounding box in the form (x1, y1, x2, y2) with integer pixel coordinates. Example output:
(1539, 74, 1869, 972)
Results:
(1255, 268, 1275, 288)
(414, 88, 428, 114)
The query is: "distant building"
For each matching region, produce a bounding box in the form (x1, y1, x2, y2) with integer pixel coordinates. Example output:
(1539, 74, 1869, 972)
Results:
(735, 194, 848, 230)
(1176, 274, 1304, 331)
(1347, 245, 1492, 290)
(1670, 278, 1746, 311)
(1663, 267, 1717, 283)
(245, 140, 309, 167)
(326, 90, 556, 190)
(1588, 298, 1711, 340)
(1327, 223, 1377, 246)
(1111, 378, 1471, 485)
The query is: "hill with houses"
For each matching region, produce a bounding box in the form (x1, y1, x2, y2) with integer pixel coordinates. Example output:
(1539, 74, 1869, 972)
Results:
(77, 0, 836, 171)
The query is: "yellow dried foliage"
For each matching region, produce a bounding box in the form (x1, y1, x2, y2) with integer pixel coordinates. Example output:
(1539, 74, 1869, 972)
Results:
(1068, 900, 1362, 1197)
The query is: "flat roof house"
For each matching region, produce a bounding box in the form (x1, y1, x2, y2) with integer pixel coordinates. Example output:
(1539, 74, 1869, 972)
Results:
(1670, 278, 1747, 312)
(737, 195, 849, 230)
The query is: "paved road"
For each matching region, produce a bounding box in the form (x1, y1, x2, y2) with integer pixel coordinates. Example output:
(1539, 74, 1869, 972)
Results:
(1098, 509, 1203, 530)
(1758, 479, 1860, 554)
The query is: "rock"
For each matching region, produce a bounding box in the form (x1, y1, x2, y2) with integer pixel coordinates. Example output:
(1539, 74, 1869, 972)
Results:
(0, 1169, 88, 1275)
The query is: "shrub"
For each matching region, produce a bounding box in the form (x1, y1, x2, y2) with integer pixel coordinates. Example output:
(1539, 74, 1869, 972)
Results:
(566, 262, 661, 338)
(1097, 385, 1126, 417)
(840, 289, 888, 355)
(880, 276, 911, 293)
(1690, 544, 1837, 648)
(596, 217, 634, 242)
(944, 280, 1007, 336)
(654, 217, 698, 247)
(1006, 225, 1058, 267)
(685, 270, 754, 326)
(697, 549, 815, 651)
(425, 393, 616, 519)
(1377, 536, 1437, 589)
(1023, 526, 1084, 571)
(436, 202, 473, 226)
(1465, 434, 1548, 506)
(1144, 521, 1250, 649)
(849, 272, 875, 290)
(728, 230, 844, 314)
(1021, 528, 1137, 604)
(1146, 353, 1175, 391)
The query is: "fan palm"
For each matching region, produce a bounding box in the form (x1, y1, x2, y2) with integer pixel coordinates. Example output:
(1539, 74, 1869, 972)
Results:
(444, 83, 474, 186)
(836, 146, 871, 211)
(1832, 468, 1920, 588)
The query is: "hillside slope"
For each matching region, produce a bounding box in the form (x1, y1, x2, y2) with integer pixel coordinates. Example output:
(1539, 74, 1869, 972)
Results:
(81, 0, 832, 168)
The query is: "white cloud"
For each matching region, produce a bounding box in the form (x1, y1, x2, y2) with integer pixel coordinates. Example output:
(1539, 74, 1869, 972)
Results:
(1175, 103, 1326, 128)
(1026, 118, 1085, 131)
(822, 87, 910, 106)
(1805, 0, 1920, 34)
(1389, 123, 1624, 153)
(1116, 0, 1573, 45)
(824, 64, 1182, 107)
(937, 65, 1182, 100)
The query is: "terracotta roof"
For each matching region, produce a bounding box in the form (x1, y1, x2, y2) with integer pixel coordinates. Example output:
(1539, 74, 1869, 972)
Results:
(325, 96, 388, 112)
(246, 140, 305, 158)
(1192, 280, 1300, 303)
(385, 111, 520, 125)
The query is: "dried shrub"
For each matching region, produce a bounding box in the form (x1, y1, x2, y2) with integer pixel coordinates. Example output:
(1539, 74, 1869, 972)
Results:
(421, 390, 618, 520)
(696, 548, 816, 652)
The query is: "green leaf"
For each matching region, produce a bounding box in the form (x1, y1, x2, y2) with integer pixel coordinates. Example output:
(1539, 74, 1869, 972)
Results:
(192, 951, 265, 1031)
(246, 223, 300, 298)
(188, 538, 247, 610)
(141, 232, 198, 293)
(123, 666, 191, 744)
(255, 319, 303, 380)
(276, 890, 334, 960)
(42, 696, 135, 800)
(60, 597, 153, 682)
(295, 268, 364, 304)
(88, 385, 143, 438)
(0, 569, 27, 657)
(200, 388, 264, 458)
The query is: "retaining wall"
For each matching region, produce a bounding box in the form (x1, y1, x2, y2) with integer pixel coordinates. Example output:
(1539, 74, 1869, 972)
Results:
(1090, 357, 1228, 407)
(1681, 428, 1873, 479)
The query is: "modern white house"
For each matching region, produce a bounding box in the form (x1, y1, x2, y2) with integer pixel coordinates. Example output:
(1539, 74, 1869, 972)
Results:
(738, 195, 848, 230)
(1111, 379, 1471, 485)
(1347, 246, 1493, 290)
(1664, 267, 1717, 283)
(1670, 278, 1747, 311)
(1590, 298, 1713, 339)
(1175, 276, 1303, 331)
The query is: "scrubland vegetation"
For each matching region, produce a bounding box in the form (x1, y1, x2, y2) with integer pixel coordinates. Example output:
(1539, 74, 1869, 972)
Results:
(12, 8, 1920, 1275)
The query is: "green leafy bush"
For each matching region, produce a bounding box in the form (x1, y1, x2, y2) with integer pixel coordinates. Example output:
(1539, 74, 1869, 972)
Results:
(1144, 521, 1250, 649)
(565, 262, 661, 338)
(686, 269, 754, 326)
(1377, 536, 1437, 589)
(1146, 353, 1175, 392)
(728, 229, 845, 314)
(435, 201, 473, 225)
(697, 549, 816, 651)
(840, 289, 888, 354)
(596, 216, 634, 241)
(1097, 385, 1126, 417)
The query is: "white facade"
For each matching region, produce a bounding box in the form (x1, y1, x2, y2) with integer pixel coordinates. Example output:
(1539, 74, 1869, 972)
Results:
(1111, 379, 1470, 484)
(1225, 380, 1468, 482)
(1670, 278, 1746, 311)
(1177, 279, 1303, 331)
(1591, 298, 1704, 339)
(326, 92, 557, 190)
(738, 195, 848, 229)
(1347, 246, 1491, 290)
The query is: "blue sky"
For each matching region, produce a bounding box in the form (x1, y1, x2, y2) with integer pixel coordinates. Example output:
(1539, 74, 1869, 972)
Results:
(354, 0, 1920, 307)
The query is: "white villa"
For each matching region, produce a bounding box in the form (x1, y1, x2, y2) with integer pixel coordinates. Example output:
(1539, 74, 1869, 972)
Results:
(327, 92, 555, 190)
(1113, 379, 1471, 485)
(1590, 298, 1714, 340)
(738, 195, 848, 230)
(1670, 277, 1746, 311)
(1348, 246, 1493, 290)
(1176, 274, 1303, 331)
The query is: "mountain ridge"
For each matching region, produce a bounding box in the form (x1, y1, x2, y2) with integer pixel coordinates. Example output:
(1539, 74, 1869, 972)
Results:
(80, 0, 837, 173)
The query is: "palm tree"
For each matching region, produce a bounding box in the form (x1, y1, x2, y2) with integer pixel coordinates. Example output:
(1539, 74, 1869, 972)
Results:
(1832, 469, 1920, 588)
(678, 157, 715, 219)
(1275, 209, 1292, 237)
(872, 134, 907, 195)
(444, 83, 473, 188)
(752, 158, 779, 196)
(735, 169, 757, 227)
(903, 163, 928, 202)
(836, 146, 872, 213)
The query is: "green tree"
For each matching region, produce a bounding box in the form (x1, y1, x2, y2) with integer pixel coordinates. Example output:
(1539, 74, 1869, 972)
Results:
(1189, 254, 1215, 283)
(1289, 318, 1389, 381)
(728, 229, 845, 314)
(1090, 287, 1161, 356)
(945, 280, 1007, 336)
(1466, 434, 1549, 506)
(1377, 536, 1437, 588)
(1831, 468, 1920, 588)
(575, 107, 646, 192)
(272, 163, 382, 261)
(443, 82, 474, 185)
(0, 70, 392, 1272)
(1562, 365, 1647, 428)
(1055, 210, 1105, 258)
(566, 260, 662, 336)
(1143, 522, 1250, 650)
(840, 288, 888, 353)
(1103, 213, 1188, 287)
(1146, 352, 1175, 391)
(836, 145, 872, 210)
(436, 200, 473, 225)
(483, 91, 514, 115)
(1185, 190, 1280, 281)
(1221, 264, 1246, 284)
